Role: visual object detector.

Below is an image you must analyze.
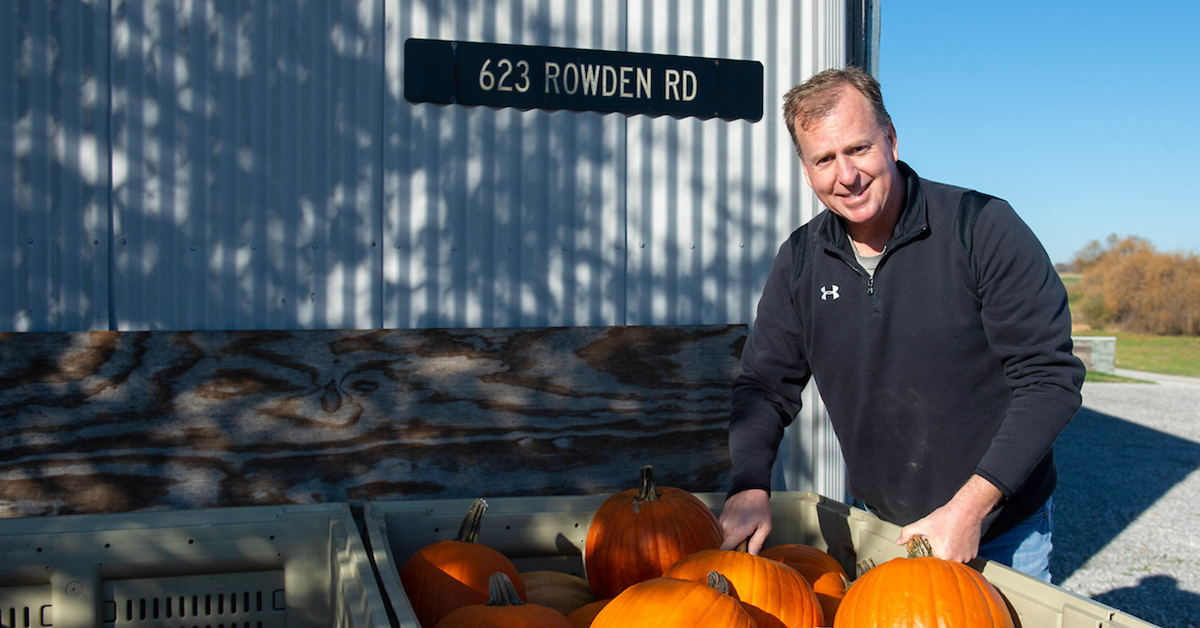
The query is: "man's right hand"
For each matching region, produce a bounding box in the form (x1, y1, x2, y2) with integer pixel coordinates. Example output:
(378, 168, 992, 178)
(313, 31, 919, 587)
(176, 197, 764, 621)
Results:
(718, 488, 772, 553)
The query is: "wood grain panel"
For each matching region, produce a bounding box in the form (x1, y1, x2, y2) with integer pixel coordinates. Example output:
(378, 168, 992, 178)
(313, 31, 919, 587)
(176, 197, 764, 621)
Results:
(0, 326, 745, 516)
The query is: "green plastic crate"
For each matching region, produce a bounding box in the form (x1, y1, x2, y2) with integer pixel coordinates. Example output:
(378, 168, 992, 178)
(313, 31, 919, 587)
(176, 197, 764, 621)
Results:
(364, 491, 1161, 628)
(0, 504, 391, 628)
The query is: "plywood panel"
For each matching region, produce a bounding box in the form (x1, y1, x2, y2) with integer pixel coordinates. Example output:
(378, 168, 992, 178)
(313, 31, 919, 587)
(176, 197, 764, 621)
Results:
(0, 325, 744, 516)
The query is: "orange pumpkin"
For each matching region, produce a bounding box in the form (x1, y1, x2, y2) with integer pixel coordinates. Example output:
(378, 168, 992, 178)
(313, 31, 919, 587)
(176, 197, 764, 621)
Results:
(584, 466, 723, 598)
(434, 572, 574, 628)
(565, 599, 611, 628)
(400, 498, 527, 628)
(760, 544, 849, 623)
(590, 573, 758, 628)
(664, 547, 822, 628)
(834, 537, 1014, 628)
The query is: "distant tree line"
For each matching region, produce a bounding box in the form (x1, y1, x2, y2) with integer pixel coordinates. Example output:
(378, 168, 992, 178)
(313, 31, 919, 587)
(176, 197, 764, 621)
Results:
(1068, 235, 1200, 336)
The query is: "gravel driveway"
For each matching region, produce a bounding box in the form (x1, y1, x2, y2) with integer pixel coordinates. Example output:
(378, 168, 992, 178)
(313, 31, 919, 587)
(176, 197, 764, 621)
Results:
(1052, 369, 1200, 628)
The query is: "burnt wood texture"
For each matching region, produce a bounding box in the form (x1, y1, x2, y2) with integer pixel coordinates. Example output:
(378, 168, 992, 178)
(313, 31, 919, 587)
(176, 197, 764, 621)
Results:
(0, 325, 745, 517)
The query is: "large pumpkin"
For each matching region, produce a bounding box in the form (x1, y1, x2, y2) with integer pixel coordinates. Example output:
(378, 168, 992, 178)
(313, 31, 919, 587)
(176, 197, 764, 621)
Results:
(834, 537, 1014, 628)
(664, 547, 822, 628)
(759, 544, 849, 624)
(400, 499, 527, 628)
(590, 573, 759, 628)
(434, 573, 574, 628)
(584, 466, 723, 598)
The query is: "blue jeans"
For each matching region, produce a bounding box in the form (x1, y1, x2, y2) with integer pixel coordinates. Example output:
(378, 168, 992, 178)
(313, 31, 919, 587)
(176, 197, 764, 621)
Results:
(978, 496, 1054, 583)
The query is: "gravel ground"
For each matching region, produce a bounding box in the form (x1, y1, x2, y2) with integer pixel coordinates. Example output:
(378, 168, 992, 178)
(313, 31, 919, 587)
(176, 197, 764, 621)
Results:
(1051, 369, 1200, 628)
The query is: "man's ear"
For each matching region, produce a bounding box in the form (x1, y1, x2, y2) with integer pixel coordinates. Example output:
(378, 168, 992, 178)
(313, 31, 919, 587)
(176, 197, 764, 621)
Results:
(800, 162, 814, 190)
(887, 123, 899, 161)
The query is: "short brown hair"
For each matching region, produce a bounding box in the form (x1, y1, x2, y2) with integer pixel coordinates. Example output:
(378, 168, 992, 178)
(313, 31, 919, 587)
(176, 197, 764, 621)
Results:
(782, 66, 893, 158)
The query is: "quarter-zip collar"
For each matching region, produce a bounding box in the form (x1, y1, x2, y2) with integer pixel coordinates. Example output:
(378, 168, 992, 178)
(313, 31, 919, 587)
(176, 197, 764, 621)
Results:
(813, 160, 928, 261)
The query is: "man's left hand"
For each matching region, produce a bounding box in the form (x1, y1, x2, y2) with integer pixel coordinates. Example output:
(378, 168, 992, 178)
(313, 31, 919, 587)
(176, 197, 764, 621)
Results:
(894, 475, 1003, 562)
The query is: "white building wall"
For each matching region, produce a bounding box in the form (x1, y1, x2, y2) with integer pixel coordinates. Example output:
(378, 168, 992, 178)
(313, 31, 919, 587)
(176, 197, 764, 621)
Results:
(1, 0, 879, 500)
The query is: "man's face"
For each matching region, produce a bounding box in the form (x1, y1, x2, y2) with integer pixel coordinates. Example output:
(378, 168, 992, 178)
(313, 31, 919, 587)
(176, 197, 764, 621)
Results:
(794, 87, 902, 234)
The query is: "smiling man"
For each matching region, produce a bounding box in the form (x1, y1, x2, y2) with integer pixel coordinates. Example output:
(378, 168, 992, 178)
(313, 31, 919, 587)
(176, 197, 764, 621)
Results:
(718, 67, 1085, 581)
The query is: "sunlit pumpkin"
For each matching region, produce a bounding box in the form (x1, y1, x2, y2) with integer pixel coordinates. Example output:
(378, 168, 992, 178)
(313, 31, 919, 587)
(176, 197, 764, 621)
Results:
(664, 546, 822, 628)
(760, 544, 849, 623)
(834, 536, 1014, 628)
(584, 466, 723, 598)
(590, 572, 759, 628)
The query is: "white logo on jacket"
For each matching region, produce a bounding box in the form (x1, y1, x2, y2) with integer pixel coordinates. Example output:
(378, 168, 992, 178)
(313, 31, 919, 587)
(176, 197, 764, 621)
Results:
(820, 285, 839, 301)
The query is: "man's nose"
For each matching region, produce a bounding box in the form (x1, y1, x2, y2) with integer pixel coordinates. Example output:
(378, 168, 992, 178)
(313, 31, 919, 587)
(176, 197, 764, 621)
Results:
(835, 157, 858, 186)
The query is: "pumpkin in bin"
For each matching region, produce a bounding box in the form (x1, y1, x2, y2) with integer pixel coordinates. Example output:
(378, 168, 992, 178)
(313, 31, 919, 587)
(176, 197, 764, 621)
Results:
(434, 572, 573, 628)
(400, 498, 526, 628)
(590, 572, 758, 628)
(521, 571, 598, 617)
(759, 543, 849, 623)
(664, 543, 822, 628)
(565, 599, 611, 628)
(584, 465, 723, 598)
(834, 536, 1014, 628)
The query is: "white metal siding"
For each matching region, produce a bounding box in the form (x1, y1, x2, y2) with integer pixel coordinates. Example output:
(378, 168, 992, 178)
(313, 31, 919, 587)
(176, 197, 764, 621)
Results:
(2, 0, 876, 500)
(2, 0, 110, 331)
(109, 0, 384, 331)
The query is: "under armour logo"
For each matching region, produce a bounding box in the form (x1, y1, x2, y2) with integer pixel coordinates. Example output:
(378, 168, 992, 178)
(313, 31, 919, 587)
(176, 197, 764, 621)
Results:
(820, 285, 840, 301)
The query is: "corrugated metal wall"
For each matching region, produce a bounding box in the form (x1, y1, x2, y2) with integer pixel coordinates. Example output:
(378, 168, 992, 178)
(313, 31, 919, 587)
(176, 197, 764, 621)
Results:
(108, 0, 384, 330)
(2, 0, 110, 332)
(2, 0, 878, 498)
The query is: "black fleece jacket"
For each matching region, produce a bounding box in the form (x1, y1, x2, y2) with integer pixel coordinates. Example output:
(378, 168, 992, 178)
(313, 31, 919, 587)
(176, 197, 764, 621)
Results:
(728, 162, 1085, 542)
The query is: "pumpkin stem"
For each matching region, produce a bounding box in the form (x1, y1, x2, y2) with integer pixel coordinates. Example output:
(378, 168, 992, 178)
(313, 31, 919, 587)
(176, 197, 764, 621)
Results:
(706, 571, 734, 597)
(854, 557, 876, 579)
(906, 535, 935, 558)
(456, 498, 489, 543)
(486, 572, 526, 607)
(636, 465, 661, 501)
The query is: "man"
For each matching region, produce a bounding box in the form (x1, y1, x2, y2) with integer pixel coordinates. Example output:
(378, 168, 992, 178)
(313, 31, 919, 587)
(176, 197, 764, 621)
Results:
(719, 66, 1084, 581)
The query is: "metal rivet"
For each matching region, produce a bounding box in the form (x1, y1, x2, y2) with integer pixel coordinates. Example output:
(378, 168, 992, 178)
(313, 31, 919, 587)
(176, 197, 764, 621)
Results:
(640, 242, 645, 248)
(615, 244, 622, 249)
(690, 243, 695, 249)
(189, 245, 196, 251)
(27, 238, 33, 244)
(251, 245, 257, 250)
(312, 243, 318, 249)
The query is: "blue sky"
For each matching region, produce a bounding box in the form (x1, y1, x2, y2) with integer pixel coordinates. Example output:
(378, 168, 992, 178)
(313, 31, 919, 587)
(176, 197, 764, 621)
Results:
(877, 1, 1200, 264)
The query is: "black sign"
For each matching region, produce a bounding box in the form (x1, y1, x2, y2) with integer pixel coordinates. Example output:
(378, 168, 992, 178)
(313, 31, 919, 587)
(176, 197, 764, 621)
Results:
(405, 38, 763, 122)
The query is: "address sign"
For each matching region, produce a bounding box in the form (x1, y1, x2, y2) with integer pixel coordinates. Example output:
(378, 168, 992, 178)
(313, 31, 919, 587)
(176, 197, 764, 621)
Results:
(405, 38, 763, 122)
